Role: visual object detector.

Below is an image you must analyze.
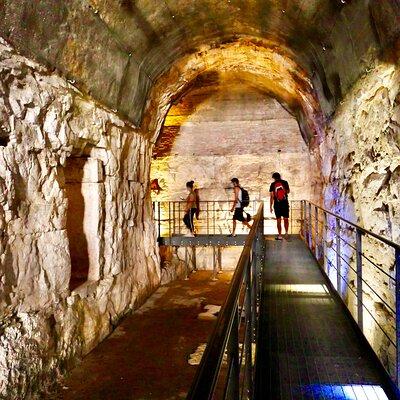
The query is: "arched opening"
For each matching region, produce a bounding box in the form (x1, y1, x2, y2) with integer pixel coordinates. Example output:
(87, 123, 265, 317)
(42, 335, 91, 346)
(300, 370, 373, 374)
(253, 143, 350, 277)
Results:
(151, 70, 322, 221)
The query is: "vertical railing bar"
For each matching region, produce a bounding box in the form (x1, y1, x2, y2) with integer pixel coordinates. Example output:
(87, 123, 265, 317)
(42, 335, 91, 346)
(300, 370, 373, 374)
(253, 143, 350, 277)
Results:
(336, 217, 341, 295)
(213, 201, 216, 235)
(308, 202, 312, 249)
(168, 201, 171, 246)
(207, 201, 209, 236)
(290, 200, 293, 235)
(315, 205, 319, 260)
(245, 264, 253, 398)
(185, 247, 189, 280)
(172, 201, 176, 235)
(251, 246, 257, 342)
(158, 202, 161, 239)
(179, 201, 182, 235)
(356, 228, 363, 332)
(395, 248, 400, 387)
(224, 307, 240, 400)
(323, 211, 327, 275)
(212, 246, 217, 281)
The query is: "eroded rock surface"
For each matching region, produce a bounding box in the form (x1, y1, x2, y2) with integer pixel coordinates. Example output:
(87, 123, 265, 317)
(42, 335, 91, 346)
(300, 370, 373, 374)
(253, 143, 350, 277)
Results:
(321, 62, 400, 376)
(0, 38, 160, 398)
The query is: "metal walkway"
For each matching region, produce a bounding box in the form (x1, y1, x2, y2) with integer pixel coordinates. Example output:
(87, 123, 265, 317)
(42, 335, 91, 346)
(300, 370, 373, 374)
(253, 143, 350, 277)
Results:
(255, 237, 394, 400)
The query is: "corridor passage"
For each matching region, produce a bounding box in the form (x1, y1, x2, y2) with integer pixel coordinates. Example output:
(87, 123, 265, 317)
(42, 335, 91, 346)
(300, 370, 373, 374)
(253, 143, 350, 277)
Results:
(53, 271, 233, 400)
(255, 237, 392, 400)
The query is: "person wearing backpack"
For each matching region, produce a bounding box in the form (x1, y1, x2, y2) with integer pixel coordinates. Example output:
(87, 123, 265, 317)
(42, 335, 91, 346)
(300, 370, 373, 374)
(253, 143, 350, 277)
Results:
(269, 172, 290, 240)
(229, 178, 252, 237)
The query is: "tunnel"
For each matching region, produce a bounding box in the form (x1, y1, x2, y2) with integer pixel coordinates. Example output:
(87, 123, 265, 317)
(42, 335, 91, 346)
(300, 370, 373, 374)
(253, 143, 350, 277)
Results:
(0, 0, 399, 399)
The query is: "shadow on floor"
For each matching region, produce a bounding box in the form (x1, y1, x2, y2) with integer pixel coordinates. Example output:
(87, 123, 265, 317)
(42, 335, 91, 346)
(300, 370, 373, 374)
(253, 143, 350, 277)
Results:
(52, 270, 233, 400)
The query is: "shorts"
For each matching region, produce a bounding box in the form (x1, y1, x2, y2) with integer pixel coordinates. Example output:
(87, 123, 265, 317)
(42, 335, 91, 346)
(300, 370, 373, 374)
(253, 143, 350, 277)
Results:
(233, 208, 250, 222)
(274, 201, 289, 219)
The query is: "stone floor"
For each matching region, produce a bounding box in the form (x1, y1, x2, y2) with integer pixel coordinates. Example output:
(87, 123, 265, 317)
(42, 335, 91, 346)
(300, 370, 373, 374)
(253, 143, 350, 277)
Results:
(53, 270, 233, 400)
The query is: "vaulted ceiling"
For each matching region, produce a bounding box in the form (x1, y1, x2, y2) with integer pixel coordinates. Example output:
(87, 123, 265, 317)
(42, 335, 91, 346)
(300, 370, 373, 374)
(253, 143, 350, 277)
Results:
(1, 0, 399, 127)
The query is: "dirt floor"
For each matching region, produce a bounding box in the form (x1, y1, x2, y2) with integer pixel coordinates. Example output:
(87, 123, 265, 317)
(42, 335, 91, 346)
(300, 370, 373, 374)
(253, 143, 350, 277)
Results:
(53, 270, 233, 400)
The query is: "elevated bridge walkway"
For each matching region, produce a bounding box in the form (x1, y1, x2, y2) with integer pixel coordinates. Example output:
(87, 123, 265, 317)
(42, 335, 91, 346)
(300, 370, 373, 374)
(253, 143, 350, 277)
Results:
(184, 201, 400, 400)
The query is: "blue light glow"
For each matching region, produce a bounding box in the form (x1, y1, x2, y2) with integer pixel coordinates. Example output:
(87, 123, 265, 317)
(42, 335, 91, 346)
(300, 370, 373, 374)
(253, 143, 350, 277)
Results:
(300, 384, 389, 399)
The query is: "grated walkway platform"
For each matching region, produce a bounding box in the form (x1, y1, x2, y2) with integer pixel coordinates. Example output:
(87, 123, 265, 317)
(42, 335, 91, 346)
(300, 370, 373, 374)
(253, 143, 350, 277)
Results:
(255, 237, 395, 400)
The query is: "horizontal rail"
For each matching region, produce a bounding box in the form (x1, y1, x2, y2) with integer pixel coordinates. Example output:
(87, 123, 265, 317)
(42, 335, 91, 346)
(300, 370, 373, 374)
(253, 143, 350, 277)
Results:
(153, 200, 302, 237)
(308, 201, 400, 251)
(301, 200, 400, 396)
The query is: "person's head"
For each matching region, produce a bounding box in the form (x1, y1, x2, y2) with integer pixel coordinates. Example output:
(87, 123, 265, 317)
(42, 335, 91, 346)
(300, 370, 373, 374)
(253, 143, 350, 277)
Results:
(231, 178, 239, 187)
(272, 172, 281, 181)
(186, 180, 194, 191)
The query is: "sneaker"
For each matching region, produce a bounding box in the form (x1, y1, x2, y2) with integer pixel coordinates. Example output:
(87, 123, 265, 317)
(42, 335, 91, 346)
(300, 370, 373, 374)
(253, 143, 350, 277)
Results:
(275, 236, 283, 240)
(227, 233, 237, 237)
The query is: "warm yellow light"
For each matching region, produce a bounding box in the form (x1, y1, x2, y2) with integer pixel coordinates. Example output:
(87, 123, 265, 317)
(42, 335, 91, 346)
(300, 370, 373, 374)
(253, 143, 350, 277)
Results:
(267, 284, 329, 294)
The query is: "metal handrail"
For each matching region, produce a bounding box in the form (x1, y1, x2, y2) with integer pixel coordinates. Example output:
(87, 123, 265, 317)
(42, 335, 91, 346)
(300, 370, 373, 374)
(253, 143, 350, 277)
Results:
(153, 200, 302, 237)
(301, 200, 400, 393)
(187, 204, 265, 400)
(307, 201, 400, 251)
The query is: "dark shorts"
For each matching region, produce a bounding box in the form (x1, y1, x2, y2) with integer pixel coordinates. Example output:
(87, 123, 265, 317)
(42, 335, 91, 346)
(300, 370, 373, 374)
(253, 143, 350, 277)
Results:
(233, 208, 245, 222)
(274, 201, 289, 219)
(233, 208, 251, 222)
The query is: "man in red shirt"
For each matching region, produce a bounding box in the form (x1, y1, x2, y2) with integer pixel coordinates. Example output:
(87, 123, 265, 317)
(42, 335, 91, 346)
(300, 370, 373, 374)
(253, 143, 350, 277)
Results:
(269, 172, 290, 240)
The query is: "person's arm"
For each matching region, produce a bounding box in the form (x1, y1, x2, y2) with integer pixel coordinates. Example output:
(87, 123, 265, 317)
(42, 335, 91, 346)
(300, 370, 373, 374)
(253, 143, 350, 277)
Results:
(270, 192, 274, 213)
(285, 181, 290, 195)
(231, 187, 239, 212)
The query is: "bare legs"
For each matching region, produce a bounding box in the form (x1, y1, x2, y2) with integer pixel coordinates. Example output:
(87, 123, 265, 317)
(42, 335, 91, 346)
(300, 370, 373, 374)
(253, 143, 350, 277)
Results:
(232, 219, 252, 236)
(276, 217, 289, 239)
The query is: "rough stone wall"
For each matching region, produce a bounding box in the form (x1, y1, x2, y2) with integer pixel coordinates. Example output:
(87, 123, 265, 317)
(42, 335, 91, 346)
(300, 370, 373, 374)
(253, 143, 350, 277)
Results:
(0, 38, 160, 398)
(320, 62, 400, 376)
(151, 83, 322, 206)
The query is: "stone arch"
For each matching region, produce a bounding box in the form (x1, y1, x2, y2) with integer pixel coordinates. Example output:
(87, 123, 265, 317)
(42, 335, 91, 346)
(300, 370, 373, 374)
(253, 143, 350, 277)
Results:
(141, 37, 324, 151)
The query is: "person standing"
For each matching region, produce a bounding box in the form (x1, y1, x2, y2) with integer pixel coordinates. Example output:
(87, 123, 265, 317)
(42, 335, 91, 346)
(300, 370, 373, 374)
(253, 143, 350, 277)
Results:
(183, 181, 197, 237)
(229, 178, 252, 237)
(269, 172, 290, 240)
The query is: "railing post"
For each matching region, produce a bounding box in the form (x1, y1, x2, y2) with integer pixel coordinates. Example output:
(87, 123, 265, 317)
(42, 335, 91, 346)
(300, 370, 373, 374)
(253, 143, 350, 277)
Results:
(184, 247, 189, 280)
(207, 201, 209, 235)
(307, 202, 312, 249)
(315, 206, 319, 260)
(225, 307, 240, 400)
(336, 218, 341, 295)
(395, 248, 400, 387)
(179, 201, 182, 235)
(251, 243, 257, 341)
(158, 202, 161, 239)
(168, 202, 172, 245)
(212, 246, 217, 281)
(213, 202, 216, 235)
(290, 200, 293, 235)
(323, 211, 327, 274)
(245, 264, 253, 397)
(356, 229, 363, 332)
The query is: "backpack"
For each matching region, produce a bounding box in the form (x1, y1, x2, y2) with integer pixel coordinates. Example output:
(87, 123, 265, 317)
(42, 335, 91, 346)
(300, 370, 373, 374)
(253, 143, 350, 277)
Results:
(274, 181, 287, 202)
(240, 187, 250, 208)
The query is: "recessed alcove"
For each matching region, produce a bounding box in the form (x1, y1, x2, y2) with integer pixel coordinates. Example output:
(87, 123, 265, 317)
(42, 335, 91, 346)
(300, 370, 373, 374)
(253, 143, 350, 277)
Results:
(64, 156, 104, 291)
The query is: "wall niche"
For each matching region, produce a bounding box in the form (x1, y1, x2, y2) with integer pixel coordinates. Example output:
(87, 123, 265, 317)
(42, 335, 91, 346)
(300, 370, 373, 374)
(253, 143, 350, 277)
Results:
(64, 157, 104, 291)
